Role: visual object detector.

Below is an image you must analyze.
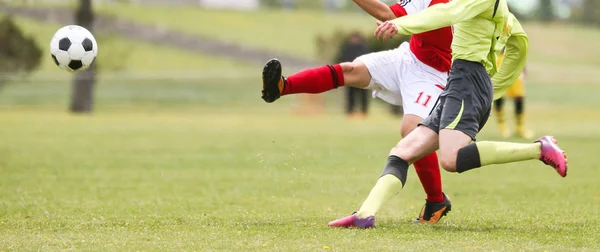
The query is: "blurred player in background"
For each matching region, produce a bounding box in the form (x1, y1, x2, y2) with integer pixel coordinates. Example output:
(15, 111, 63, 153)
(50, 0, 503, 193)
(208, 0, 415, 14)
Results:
(261, 0, 454, 224)
(338, 32, 371, 119)
(494, 46, 533, 139)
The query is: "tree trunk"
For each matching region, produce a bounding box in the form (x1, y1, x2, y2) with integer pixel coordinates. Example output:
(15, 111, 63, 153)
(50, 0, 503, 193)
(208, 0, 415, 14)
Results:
(70, 0, 96, 113)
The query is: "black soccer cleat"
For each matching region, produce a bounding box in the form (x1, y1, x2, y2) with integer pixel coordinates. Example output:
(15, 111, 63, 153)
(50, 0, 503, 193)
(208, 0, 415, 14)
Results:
(413, 193, 452, 224)
(261, 58, 287, 103)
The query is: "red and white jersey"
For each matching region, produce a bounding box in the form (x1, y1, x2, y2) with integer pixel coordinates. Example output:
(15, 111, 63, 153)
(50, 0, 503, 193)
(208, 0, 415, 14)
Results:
(389, 0, 453, 73)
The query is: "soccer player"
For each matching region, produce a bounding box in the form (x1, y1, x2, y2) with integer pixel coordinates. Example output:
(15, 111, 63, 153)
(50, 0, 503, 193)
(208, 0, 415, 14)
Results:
(261, 0, 454, 223)
(494, 46, 533, 139)
(328, 0, 568, 228)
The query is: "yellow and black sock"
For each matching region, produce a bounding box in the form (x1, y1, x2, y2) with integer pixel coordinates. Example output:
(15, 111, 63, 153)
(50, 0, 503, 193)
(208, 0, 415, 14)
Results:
(456, 141, 541, 173)
(356, 156, 408, 218)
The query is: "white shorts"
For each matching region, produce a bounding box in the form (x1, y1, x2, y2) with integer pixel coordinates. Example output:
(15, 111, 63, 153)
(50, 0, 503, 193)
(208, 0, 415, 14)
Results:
(356, 42, 449, 119)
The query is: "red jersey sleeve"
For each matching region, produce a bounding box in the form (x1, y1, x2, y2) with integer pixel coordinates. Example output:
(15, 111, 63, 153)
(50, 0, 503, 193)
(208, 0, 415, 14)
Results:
(389, 0, 432, 17)
(389, 3, 408, 17)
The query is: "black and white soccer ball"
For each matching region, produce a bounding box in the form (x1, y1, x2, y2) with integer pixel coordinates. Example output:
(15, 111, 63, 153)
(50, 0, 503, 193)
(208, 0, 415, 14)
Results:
(50, 25, 98, 72)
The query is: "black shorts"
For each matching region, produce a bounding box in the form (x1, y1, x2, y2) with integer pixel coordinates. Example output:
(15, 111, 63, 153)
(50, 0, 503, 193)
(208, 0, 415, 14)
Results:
(420, 59, 494, 140)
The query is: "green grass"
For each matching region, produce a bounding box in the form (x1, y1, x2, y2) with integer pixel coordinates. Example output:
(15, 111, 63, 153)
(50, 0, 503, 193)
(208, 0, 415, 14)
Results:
(0, 73, 599, 250)
(11, 16, 255, 76)
(525, 23, 600, 66)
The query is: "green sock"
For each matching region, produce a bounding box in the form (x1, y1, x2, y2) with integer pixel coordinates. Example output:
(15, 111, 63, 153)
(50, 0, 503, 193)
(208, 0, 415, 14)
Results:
(477, 141, 541, 165)
(356, 174, 403, 218)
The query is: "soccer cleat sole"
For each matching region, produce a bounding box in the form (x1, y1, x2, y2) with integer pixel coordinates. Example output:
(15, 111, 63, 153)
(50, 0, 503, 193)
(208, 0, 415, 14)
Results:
(261, 58, 283, 103)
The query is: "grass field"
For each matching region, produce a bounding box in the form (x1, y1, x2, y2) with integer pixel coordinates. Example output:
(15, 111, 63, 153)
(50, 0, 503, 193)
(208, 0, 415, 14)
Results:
(2, 6, 600, 251)
(1, 74, 599, 251)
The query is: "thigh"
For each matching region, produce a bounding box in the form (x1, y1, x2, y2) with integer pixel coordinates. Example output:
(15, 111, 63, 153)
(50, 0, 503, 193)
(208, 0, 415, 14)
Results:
(400, 114, 423, 138)
(438, 129, 472, 161)
(438, 95, 481, 141)
(419, 94, 444, 135)
(355, 47, 408, 106)
(391, 125, 440, 164)
(438, 61, 493, 141)
(400, 71, 446, 119)
(341, 61, 372, 89)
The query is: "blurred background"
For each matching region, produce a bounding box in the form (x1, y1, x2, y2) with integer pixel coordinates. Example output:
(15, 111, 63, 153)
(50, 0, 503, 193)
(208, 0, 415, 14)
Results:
(1, 1, 600, 250)
(1, 0, 596, 116)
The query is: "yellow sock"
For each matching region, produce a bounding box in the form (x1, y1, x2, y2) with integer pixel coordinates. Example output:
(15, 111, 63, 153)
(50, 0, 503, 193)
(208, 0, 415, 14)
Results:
(496, 109, 505, 124)
(516, 113, 524, 131)
(515, 114, 534, 139)
(496, 110, 511, 137)
(356, 175, 403, 218)
(476, 141, 541, 166)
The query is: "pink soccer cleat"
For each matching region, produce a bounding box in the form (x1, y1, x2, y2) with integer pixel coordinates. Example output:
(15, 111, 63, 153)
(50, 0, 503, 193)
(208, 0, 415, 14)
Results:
(328, 213, 375, 228)
(535, 136, 568, 177)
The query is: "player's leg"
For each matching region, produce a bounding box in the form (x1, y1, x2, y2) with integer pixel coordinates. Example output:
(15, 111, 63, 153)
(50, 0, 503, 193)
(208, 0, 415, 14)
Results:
(261, 48, 407, 103)
(345, 87, 356, 117)
(513, 96, 533, 138)
(509, 79, 533, 139)
(260, 58, 371, 103)
(434, 60, 567, 177)
(396, 66, 449, 224)
(328, 48, 441, 228)
(493, 96, 511, 137)
(359, 88, 369, 116)
(328, 125, 440, 228)
(401, 114, 451, 224)
(449, 133, 567, 178)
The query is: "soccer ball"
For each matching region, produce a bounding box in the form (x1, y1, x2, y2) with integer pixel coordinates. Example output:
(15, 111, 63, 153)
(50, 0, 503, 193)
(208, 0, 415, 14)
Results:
(50, 25, 98, 72)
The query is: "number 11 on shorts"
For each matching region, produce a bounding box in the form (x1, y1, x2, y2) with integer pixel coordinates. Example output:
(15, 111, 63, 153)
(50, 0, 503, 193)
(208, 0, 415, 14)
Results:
(415, 92, 432, 107)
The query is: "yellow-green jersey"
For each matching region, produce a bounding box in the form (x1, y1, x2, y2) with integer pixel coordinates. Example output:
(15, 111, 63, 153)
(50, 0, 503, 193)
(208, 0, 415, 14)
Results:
(389, 0, 529, 100)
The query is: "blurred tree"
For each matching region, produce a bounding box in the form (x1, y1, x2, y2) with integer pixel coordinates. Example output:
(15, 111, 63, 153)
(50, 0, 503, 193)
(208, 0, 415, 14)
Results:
(94, 34, 132, 73)
(537, 0, 555, 21)
(260, 0, 281, 8)
(582, 0, 600, 24)
(71, 0, 96, 113)
(0, 17, 42, 89)
(507, 2, 528, 21)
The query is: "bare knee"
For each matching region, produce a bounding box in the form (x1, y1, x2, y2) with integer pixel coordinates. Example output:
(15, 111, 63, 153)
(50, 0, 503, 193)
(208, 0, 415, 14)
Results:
(339, 62, 354, 72)
(389, 146, 416, 162)
(340, 61, 370, 88)
(438, 129, 473, 173)
(440, 157, 457, 172)
(340, 62, 357, 81)
(439, 147, 459, 172)
(389, 139, 423, 163)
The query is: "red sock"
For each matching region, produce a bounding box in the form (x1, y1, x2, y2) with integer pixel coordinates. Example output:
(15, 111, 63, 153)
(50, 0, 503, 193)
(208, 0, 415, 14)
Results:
(281, 64, 344, 95)
(414, 152, 444, 203)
